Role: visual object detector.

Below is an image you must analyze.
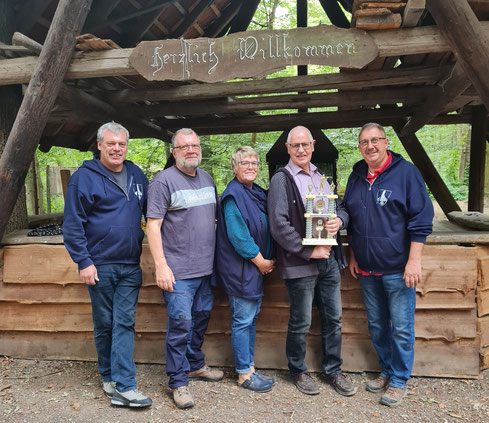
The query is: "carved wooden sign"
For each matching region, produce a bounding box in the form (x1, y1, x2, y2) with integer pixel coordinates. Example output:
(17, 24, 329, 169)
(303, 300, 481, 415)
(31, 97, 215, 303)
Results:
(129, 26, 378, 83)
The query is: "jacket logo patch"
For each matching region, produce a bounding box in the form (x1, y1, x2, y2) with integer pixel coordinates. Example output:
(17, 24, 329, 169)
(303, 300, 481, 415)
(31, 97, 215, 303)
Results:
(376, 189, 392, 207)
(133, 184, 143, 200)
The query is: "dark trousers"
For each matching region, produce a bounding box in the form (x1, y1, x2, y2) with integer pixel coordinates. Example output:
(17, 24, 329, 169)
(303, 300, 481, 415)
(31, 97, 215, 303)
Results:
(285, 255, 343, 376)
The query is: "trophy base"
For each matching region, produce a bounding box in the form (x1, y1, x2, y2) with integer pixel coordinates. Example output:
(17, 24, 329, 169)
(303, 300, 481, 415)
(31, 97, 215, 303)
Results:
(302, 238, 338, 246)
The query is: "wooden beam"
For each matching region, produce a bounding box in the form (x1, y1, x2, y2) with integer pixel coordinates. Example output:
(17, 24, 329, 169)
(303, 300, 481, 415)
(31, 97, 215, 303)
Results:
(399, 62, 471, 135)
(129, 86, 432, 117)
(0, 0, 93, 242)
(85, 1, 174, 33)
(110, 65, 448, 103)
(227, 0, 260, 34)
(83, 0, 121, 29)
(12, 32, 42, 55)
(428, 0, 489, 115)
(172, 0, 214, 38)
(5, 22, 489, 87)
(393, 121, 461, 216)
(158, 106, 417, 133)
(55, 84, 172, 141)
(124, 3, 170, 46)
(319, 0, 351, 28)
(468, 105, 488, 212)
(402, 0, 426, 27)
(203, 0, 243, 38)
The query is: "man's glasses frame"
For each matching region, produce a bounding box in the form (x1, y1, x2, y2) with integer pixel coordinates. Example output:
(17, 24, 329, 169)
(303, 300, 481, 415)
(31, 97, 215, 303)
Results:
(172, 144, 201, 152)
(287, 142, 313, 151)
(238, 161, 259, 168)
(358, 137, 386, 147)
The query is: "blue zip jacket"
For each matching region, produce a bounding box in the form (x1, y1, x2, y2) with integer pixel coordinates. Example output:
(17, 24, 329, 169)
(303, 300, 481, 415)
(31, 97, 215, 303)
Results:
(63, 158, 148, 271)
(343, 151, 433, 274)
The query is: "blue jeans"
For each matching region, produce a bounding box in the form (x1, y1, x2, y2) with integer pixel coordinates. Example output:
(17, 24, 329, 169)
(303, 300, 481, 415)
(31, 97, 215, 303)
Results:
(229, 296, 262, 374)
(359, 273, 416, 388)
(87, 263, 142, 392)
(163, 276, 214, 389)
(285, 254, 343, 376)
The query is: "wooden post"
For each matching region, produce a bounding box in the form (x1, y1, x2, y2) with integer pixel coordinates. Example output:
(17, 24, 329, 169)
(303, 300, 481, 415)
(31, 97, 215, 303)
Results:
(468, 105, 488, 212)
(393, 122, 461, 216)
(0, 0, 92, 241)
(427, 0, 489, 112)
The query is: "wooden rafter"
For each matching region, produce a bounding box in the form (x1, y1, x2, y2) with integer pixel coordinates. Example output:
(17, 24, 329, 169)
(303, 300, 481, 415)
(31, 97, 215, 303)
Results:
(109, 65, 449, 103)
(203, 0, 243, 38)
(124, 2, 171, 46)
(399, 62, 471, 135)
(83, 0, 121, 30)
(227, 0, 260, 34)
(151, 106, 470, 135)
(428, 0, 489, 113)
(124, 86, 434, 118)
(172, 0, 214, 38)
(85, 0, 174, 33)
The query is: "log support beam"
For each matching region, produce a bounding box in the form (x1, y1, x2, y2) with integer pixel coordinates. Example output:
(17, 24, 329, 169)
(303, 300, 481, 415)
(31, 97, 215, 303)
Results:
(399, 62, 471, 135)
(468, 105, 488, 212)
(392, 121, 461, 217)
(0, 0, 93, 242)
(427, 0, 489, 113)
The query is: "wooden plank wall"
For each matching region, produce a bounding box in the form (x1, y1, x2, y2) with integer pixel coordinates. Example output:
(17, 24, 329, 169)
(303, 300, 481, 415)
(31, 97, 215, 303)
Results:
(477, 248, 489, 369)
(0, 244, 482, 378)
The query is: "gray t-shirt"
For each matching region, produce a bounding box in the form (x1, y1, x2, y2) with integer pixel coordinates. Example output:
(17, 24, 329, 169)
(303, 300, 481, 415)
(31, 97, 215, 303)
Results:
(107, 165, 128, 195)
(147, 165, 217, 280)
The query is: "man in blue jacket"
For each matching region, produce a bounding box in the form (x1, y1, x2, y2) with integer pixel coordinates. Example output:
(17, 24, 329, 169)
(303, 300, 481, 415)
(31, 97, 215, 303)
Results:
(343, 122, 434, 407)
(63, 122, 151, 408)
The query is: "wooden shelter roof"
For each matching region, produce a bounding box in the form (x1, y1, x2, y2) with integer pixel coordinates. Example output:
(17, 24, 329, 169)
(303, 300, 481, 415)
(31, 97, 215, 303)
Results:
(1, 0, 488, 152)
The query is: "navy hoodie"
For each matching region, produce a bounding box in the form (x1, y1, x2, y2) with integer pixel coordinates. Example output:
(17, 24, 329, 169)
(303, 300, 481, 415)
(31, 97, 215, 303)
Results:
(63, 158, 148, 271)
(343, 151, 433, 274)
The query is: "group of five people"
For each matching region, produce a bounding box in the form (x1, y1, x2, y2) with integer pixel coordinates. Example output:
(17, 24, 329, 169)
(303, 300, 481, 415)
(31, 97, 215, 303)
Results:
(63, 121, 433, 410)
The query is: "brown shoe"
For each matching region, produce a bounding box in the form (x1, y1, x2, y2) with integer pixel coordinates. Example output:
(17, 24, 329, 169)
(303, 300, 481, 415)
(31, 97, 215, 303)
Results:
(172, 385, 194, 409)
(380, 386, 406, 407)
(366, 375, 389, 393)
(326, 372, 357, 396)
(292, 372, 320, 395)
(188, 365, 224, 382)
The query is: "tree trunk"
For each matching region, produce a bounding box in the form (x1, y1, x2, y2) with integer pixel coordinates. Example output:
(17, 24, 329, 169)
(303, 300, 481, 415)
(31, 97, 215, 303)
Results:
(0, 0, 28, 235)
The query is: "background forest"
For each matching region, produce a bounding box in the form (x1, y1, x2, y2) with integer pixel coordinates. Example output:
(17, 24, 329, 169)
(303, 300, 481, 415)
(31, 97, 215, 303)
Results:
(30, 0, 471, 214)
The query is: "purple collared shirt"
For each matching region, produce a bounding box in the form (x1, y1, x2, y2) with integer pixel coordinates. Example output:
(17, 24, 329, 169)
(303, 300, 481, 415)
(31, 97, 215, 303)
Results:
(284, 159, 331, 208)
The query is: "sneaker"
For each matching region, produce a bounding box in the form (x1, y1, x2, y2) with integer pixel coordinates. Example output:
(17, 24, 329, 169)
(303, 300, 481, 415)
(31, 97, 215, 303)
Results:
(366, 375, 389, 393)
(380, 386, 407, 406)
(292, 371, 320, 395)
(326, 372, 357, 396)
(240, 373, 273, 393)
(111, 389, 152, 408)
(188, 365, 224, 382)
(173, 385, 195, 409)
(102, 381, 116, 398)
(255, 370, 275, 385)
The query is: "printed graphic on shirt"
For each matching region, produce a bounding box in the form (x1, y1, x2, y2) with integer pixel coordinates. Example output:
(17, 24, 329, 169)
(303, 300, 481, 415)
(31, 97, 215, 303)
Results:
(133, 183, 144, 200)
(169, 187, 216, 210)
(376, 189, 392, 207)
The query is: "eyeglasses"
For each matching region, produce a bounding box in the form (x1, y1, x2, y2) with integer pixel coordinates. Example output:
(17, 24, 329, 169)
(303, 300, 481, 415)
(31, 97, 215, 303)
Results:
(359, 137, 386, 147)
(238, 161, 259, 168)
(288, 142, 313, 151)
(172, 144, 201, 152)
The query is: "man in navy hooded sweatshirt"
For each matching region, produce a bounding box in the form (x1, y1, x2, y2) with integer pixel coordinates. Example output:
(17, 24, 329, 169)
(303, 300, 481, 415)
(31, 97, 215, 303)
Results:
(63, 121, 151, 408)
(343, 122, 433, 407)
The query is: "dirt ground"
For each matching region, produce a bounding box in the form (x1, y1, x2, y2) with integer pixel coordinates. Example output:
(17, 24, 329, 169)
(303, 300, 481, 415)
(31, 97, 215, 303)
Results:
(1, 357, 488, 423)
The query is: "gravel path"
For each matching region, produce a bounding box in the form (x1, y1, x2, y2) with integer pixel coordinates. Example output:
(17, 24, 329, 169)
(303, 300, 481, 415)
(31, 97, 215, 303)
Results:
(1, 357, 488, 422)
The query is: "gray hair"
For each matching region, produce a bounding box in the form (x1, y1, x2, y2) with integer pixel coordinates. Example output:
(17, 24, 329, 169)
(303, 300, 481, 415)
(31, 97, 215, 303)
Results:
(231, 146, 259, 172)
(171, 128, 199, 147)
(97, 121, 129, 144)
(286, 125, 313, 144)
(359, 122, 386, 139)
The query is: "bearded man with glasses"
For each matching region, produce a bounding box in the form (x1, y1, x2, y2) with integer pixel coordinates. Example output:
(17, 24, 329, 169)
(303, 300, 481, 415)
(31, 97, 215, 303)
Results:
(268, 125, 356, 397)
(146, 128, 223, 409)
(343, 122, 433, 407)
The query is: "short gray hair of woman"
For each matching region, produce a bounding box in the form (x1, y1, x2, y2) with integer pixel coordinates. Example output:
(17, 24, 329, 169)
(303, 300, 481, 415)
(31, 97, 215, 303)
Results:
(231, 146, 259, 173)
(97, 121, 129, 144)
